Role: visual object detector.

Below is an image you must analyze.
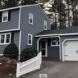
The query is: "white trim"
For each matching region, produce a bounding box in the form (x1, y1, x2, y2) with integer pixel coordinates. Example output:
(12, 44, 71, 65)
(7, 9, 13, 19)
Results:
(43, 20, 47, 30)
(0, 33, 11, 45)
(0, 54, 3, 56)
(28, 33, 33, 45)
(29, 13, 33, 25)
(59, 36, 61, 60)
(62, 38, 78, 61)
(2, 11, 8, 22)
(0, 29, 20, 33)
(18, 31, 21, 61)
(37, 38, 41, 51)
(0, 4, 39, 12)
(35, 33, 78, 37)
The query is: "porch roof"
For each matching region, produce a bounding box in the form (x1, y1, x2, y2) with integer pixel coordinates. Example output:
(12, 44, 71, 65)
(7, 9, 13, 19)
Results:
(35, 26, 78, 37)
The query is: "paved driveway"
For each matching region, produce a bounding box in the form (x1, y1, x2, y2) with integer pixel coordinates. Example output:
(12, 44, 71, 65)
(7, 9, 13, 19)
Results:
(25, 61, 78, 78)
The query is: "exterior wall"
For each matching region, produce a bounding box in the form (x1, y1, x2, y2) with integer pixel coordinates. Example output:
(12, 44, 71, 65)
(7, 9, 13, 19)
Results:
(60, 35, 78, 60)
(20, 5, 51, 51)
(48, 46, 59, 58)
(34, 38, 59, 58)
(13, 31, 19, 49)
(0, 31, 19, 55)
(0, 9, 19, 31)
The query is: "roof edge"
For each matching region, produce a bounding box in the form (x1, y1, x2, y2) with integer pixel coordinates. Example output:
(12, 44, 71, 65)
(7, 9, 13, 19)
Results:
(35, 32, 78, 37)
(0, 4, 39, 12)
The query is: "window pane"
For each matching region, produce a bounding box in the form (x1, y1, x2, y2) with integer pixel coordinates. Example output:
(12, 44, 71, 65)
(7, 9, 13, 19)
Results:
(3, 17, 7, 21)
(29, 35, 31, 40)
(6, 34, 10, 43)
(52, 38, 59, 45)
(30, 19, 32, 23)
(1, 35, 5, 43)
(29, 40, 31, 44)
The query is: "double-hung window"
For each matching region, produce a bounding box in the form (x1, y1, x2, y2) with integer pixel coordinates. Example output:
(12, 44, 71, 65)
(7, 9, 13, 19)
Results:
(28, 34, 32, 45)
(43, 20, 47, 30)
(2, 11, 8, 22)
(29, 13, 33, 24)
(0, 33, 11, 44)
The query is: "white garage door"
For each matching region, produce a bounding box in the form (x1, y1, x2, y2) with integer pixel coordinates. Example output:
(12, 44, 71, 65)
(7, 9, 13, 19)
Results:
(64, 40, 78, 61)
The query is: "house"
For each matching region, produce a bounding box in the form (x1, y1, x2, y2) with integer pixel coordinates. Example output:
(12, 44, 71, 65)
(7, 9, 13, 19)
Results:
(35, 26, 78, 61)
(0, 4, 51, 58)
(0, 4, 78, 62)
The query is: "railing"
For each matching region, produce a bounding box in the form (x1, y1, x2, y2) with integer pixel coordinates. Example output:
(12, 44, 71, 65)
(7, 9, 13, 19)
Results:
(16, 52, 42, 78)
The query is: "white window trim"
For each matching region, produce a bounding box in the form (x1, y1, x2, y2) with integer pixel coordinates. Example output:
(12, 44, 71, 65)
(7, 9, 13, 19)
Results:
(28, 33, 32, 45)
(2, 11, 8, 22)
(29, 13, 33, 25)
(51, 38, 60, 46)
(0, 33, 11, 45)
(43, 20, 47, 30)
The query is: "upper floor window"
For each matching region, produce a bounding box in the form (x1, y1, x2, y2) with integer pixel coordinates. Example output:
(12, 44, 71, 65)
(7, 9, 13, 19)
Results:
(43, 20, 47, 30)
(2, 11, 8, 22)
(29, 13, 33, 25)
(0, 33, 11, 44)
(28, 34, 32, 45)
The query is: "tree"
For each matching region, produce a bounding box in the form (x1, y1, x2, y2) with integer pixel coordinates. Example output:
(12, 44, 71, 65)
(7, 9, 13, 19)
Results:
(2, 0, 20, 8)
(21, 0, 37, 5)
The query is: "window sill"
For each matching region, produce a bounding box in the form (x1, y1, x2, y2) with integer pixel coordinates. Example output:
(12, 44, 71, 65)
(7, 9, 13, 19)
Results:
(0, 43, 10, 45)
(51, 45, 60, 46)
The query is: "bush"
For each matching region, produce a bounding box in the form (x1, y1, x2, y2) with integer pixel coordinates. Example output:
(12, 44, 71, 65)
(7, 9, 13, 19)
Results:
(20, 48, 38, 62)
(3, 42, 19, 60)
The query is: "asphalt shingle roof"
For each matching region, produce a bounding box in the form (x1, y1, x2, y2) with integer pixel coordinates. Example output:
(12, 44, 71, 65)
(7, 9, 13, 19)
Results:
(36, 26, 78, 36)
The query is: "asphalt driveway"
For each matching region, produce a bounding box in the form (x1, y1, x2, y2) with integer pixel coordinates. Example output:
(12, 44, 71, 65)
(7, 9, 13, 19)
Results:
(25, 61, 78, 78)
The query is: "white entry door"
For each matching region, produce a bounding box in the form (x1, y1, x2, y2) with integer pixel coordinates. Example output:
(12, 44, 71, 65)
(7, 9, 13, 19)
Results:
(64, 40, 78, 61)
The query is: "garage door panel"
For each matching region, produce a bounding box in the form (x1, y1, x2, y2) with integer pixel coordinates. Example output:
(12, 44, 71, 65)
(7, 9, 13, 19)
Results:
(64, 40, 78, 61)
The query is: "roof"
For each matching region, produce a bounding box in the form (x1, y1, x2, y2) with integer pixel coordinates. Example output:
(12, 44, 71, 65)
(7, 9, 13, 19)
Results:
(0, 4, 39, 12)
(35, 26, 78, 37)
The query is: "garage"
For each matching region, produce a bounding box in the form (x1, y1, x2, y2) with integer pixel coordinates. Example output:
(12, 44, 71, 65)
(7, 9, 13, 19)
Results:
(63, 40, 78, 61)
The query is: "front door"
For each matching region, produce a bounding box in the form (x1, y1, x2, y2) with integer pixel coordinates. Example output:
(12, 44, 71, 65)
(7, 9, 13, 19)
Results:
(40, 40, 47, 57)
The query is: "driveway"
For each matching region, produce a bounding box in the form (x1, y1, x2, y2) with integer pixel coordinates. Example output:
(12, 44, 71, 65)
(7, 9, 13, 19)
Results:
(25, 61, 78, 78)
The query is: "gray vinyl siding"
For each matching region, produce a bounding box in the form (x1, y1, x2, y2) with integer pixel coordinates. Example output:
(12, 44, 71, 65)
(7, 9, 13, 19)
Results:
(0, 31, 19, 54)
(60, 35, 78, 59)
(0, 9, 19, 31)
(13, 31, 19, 49)
(0, 45, 8, 54)
(48, 46, 59, 58)
(20, 5, 51, 51)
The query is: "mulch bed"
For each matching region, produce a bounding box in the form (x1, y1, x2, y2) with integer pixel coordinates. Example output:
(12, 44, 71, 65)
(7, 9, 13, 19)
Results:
(0, 61, 16, 76)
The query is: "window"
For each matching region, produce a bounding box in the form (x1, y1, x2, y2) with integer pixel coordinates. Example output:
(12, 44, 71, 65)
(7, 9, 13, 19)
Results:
(2, 11, 8, 22)
(6, 34, 11, 43)
(0, 33, 11, 44)
(1, 35, 5, 43)
(51, 37, 59, 46)
(29, 13, 33, 24)
(28, 34, 32, 45)
(43, 20, 47, 30)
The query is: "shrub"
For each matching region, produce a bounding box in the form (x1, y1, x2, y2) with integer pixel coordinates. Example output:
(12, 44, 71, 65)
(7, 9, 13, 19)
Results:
(3, 42, 19, 60)
(20, 48, 38, 62)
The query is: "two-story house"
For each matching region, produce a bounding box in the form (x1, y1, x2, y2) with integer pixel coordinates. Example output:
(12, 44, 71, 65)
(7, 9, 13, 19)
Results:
(1, 4, 78, 62)
(0, 4, 51, 58)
